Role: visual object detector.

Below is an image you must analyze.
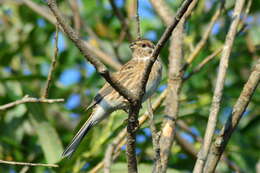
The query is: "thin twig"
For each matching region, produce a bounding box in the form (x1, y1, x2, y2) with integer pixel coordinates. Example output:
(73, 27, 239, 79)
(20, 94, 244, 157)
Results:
(104, 143, 115, 173)
(69, 0, 81, 33)
(136, 0, 141, 39)
(183, 47, 222, 81)
(0, 159, 58, 167)
(0, 95, 64, 111)
(182, 2, 224, 70)
(193, 0, 246, 172)
(42, 22, 59, 98)
(204, 59, 260, 173)
(147, 98, 161, 173)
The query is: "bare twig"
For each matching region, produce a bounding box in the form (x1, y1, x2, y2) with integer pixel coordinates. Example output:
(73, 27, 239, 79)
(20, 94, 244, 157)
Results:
(0, 95, 64, 111)
(182, 2, 223, 71)
(0, 159, 58, 167)
(136, 0, 141, 39)
(42, 22, 59, 98)
(183, 47, 222, 81)
(69, 0, 81, 33)
(147, 98, 161, 173)
(104, 143, 115, 173)
(204, 59, 260, 172)
(193, 0, 246, 172)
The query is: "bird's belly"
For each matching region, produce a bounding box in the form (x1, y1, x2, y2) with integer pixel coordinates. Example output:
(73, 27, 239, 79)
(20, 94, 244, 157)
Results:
(143, 73, 161, 101)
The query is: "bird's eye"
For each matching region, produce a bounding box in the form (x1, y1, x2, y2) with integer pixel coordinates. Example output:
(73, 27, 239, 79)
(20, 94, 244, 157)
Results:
(142, 44, 146, 48)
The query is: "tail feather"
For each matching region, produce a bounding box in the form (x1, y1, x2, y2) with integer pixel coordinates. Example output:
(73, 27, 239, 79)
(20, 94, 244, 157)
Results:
(62, 120, 93, 158)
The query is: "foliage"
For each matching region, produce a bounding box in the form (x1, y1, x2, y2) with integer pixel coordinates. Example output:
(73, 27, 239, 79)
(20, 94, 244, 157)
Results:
(0, 0, 259, 172)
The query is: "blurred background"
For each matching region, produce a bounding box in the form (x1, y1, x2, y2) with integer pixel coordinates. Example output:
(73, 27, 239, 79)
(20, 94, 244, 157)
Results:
(0, 0, 259, 172)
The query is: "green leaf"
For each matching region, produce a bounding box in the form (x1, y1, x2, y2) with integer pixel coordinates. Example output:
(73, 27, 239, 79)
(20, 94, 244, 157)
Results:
(27, 102, 63, 163)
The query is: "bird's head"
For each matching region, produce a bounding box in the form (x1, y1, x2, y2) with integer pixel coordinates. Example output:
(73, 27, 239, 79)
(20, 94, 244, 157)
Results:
(130, 39, 155, 59)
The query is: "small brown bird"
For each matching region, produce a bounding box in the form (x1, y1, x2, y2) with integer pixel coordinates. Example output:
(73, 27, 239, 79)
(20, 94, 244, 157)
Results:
(62, 39, 162, 158)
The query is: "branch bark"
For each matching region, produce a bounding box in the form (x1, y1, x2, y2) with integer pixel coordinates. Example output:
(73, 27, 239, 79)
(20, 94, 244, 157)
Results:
(0, 95, 64, 111)
(204, 59, 260, 173)
(159, 19, 184, 173)
(0, 159, 58, 167)
(193, 0, 246, 172)
(41, 23, 59, 98)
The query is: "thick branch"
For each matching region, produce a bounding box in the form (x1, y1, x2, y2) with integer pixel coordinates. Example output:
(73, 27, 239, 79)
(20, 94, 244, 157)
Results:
(0, 95, 64, 111)
(193, 0, 246, 172)
(204, 60, 260, 172)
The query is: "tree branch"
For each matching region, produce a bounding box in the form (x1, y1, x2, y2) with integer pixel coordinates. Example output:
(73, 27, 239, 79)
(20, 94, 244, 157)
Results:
(0, 95, 64, 111)
(183, 47, 222, 81)
(147, 98, 161, 173)
(204, 59, 260, 172)
(193, 0, 246, 172)
(0, 159, 58, 168)
(41, 22, 59, 98)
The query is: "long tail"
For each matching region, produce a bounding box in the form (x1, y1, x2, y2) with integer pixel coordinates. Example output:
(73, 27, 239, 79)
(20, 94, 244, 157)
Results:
(62, 119, 93, 158)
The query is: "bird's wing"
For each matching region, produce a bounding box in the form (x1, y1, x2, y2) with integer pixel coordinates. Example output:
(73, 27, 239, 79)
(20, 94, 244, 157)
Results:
(85, 83, 112, 111)
(85, 60, 138, 110)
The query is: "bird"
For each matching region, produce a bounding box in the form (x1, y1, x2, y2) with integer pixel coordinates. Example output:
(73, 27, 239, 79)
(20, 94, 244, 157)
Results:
(62, 39, 162, 158)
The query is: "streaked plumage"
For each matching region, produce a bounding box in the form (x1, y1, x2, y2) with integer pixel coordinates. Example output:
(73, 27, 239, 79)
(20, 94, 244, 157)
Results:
(62, 39, 162, 158)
